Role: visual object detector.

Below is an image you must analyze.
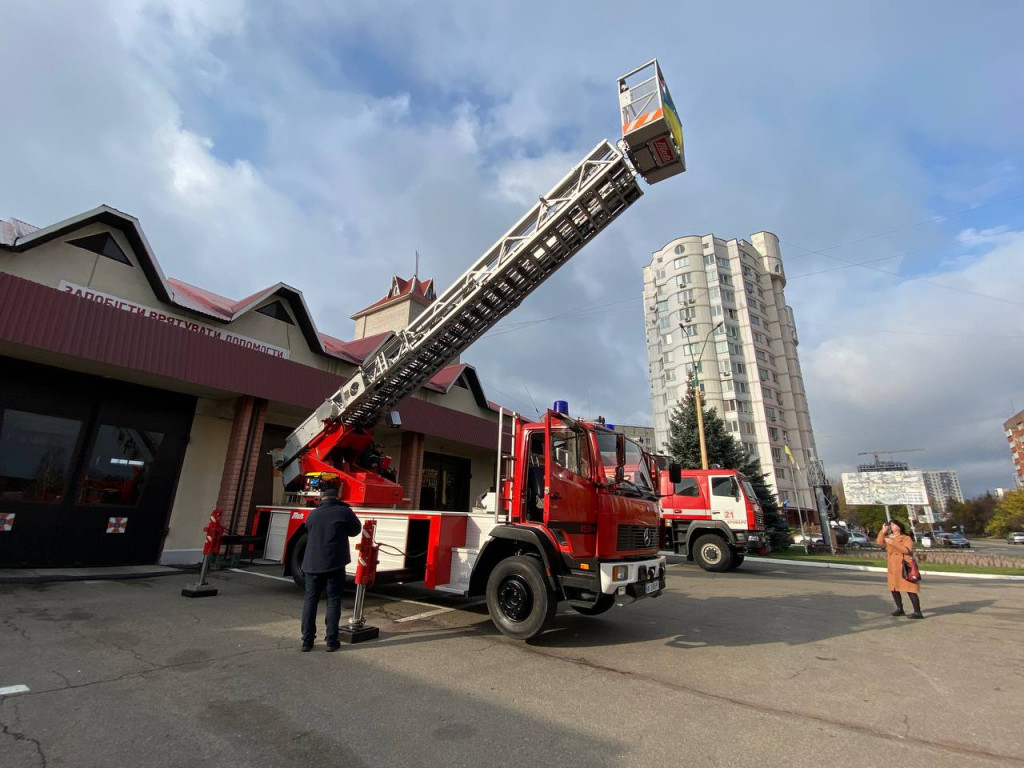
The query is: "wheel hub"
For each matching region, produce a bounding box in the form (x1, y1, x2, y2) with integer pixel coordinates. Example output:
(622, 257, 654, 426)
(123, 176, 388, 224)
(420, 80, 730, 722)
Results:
(497, 575, 533, 622)
(701, 544, 722, 564)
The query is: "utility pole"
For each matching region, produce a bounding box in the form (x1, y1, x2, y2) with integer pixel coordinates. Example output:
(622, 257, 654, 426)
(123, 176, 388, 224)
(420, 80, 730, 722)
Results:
(682, 321, 723, 470)
(808, 459, 837, 554)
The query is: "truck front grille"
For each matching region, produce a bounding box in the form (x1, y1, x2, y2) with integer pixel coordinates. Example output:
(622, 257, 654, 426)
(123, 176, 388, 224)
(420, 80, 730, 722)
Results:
(617, 524, 658, 552)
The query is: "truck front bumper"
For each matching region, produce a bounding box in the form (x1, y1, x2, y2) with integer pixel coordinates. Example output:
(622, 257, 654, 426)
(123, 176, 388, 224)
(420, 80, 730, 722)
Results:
(599, 556, 666, 598)
(735, 531, 771, 556)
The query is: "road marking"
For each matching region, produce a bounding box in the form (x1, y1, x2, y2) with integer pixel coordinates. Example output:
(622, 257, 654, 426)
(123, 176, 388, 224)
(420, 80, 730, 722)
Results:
(227, 568, 477, 609)
(0, 685, 30, 696)
(395, 599, 486, 623)
(229, 568, 294, 583)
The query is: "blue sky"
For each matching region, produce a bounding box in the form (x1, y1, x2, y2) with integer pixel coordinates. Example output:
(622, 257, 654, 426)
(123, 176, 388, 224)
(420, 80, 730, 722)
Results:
(2, 0, 1023, 496)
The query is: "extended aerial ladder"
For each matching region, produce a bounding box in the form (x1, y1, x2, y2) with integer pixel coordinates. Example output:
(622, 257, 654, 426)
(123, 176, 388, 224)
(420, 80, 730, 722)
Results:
(276, 59, 686, 504)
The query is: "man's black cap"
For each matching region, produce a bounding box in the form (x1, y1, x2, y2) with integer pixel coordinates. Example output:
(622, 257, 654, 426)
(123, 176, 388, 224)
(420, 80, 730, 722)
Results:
(321, 488, 339, 499)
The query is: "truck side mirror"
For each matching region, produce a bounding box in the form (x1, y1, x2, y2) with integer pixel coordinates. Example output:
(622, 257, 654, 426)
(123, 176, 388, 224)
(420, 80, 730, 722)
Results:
(668, 463, 682, 484)
(615, 434, 626, 484)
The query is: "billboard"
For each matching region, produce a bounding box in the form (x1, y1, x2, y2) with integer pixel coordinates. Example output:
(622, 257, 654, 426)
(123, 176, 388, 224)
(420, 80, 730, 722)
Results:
(841, 471, 929, 506)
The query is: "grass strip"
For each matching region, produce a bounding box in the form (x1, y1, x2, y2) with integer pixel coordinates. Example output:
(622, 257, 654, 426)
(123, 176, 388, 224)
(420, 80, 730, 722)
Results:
(757, 549, 1024, 577)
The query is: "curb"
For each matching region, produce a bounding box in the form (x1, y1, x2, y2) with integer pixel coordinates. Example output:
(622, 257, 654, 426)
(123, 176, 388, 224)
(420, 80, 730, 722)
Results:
(753, 558, 1024, 581)
(0, 566, 188, 585)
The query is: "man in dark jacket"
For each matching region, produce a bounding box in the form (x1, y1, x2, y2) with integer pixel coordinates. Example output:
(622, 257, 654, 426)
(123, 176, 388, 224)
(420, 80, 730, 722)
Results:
(300, 488, 361, 652)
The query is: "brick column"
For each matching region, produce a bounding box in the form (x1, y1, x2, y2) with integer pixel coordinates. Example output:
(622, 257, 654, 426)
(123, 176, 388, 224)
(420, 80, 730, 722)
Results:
(216, 395, 268, 535)
(397, 431, 425, 509)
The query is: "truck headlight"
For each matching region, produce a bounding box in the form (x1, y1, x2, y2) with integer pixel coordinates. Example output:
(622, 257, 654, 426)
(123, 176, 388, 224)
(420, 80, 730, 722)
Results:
(612, 565, 628, 581)
(734, 532, 746, 542)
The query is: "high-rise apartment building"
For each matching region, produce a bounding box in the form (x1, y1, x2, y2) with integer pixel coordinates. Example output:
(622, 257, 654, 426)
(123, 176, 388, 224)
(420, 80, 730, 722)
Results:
(643, 232, 820, 512)
(1005, 409, 1024, 489)
(921, 470, 964, 515)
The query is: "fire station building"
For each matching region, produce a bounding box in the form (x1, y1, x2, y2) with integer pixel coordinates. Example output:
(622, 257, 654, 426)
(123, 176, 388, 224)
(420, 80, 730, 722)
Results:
(0, 205, 501, 568)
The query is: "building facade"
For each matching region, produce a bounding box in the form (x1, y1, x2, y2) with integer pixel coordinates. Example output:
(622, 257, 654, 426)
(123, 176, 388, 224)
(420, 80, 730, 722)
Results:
(0, 206, 501, 568)
(643, 231, 820, 514)
(921, 470, 964, 514)
(1004, 409, 1024, 489)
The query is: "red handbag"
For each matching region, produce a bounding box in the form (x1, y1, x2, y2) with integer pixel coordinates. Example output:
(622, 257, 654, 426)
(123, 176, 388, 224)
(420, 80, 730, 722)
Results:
(902, 555, 921, 583)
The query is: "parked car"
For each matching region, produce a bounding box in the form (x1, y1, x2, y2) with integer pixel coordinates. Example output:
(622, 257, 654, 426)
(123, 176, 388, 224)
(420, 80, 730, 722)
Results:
(845, 532, 871, 548)
(1007, 531, 1024, 545)
(933, 532, 971, 549)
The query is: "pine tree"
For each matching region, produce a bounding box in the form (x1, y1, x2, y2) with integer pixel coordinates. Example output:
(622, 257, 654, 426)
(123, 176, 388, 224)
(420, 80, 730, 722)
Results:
(664, 382, 790, 549)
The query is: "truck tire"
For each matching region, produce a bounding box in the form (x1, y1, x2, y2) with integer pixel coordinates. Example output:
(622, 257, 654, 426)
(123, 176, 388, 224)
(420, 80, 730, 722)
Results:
(570, 593, 616, 616)
(693, 534, 733, 572)
(725, 553, 745, 571)
(289, 532, 307, 588)
(486, 555, 557, 640)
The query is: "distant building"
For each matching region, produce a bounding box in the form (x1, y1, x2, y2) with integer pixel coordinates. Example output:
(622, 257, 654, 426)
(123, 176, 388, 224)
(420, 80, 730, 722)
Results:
(921, 471, 964, 514)
(643, 231, 819, 519)
(1004, 409, 1024, 489)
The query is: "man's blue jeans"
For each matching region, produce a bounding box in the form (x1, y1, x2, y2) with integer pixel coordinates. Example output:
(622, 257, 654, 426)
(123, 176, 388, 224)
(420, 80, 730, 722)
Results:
(301, 569, 346, 644)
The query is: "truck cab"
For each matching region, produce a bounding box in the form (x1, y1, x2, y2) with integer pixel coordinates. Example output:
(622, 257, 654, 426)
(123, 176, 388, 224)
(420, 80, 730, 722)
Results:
(658, 468, 769, 571)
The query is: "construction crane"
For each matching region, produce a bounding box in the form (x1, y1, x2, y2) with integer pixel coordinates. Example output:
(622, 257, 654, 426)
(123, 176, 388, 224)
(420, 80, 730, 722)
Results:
(857, 449, 925, 466)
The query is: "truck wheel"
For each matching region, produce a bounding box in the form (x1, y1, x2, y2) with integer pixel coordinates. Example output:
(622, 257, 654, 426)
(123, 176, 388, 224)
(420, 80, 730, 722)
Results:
(289, 532, 307, 588)
(725, 553, 745, 571)
(486, 556, 557, 640)
(693, 534, 733, 572)
(570, 593, 616, 616)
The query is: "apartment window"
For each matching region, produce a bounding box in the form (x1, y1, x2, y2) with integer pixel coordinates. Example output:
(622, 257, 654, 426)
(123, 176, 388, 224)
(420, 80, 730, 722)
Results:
(674, 244, 686, 255)
(673, 256, 689, 269)
(714, 324, 726, 337)
(719, 272, 732, 285)
(753, 332, 764, 344)
(777, 392, 784, 405)
(655, 269, 666, 279)
(727, 420, 738, 433)
(745, 281, 756, 294)
(680, 289, 695, 303)
(666, 387, 677, 401)
(724, 399, 736, 412)
(715, 340, 728, 355)
(711, 304, 722, 317)
(723, 290, 735, 304)
(719, 359, 731, 373)
(771, 447, 782, 462)
(766, 407, 776, 420)
(717, 257, 730, 270)
(742, 265, 752, 277)
(732, 362, 746, 374)
(763, 387, 773, 400)
(750, 315, 761, 327)
(777, 468, 787, 480)
(727, 308, 737, 320)
(726, 325, 739, 339)
(772, 372, 779, 383)
(737, 382, 749, 394)
(665, 368, 675, 381)
(663, 349, 674, 363)
(722, 379, 734, 392)
(769, 354, 777, 366)
(681, 324, 698, 338)
(756, 350, 768, 362)
(741, 420, 756, 434)
(662, 333, 673, 345)
(656, 300, 669, 313)
(708, 286, 720, 300)
(677, 273, 693, 287)
(706, 269, 718, 284)
(769, 427, 779, 441)
(659, 316, 672, 329)
(704, 254, 715, 265)
(759, 368, 769, 382)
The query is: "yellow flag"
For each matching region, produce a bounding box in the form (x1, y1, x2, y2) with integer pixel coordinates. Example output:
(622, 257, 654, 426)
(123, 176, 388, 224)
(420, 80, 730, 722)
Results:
(784, 444, 797, 467)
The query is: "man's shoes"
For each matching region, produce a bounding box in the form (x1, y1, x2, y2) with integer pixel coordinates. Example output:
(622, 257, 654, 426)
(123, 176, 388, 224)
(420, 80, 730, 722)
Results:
(326, 641, 341, 652)
(908, 612, 924, 620)
(301, 641, 313, 652)
(891, 609, 905, 616)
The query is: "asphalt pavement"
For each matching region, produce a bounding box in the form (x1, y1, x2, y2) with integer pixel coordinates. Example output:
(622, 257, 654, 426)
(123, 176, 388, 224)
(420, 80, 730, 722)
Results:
(1, 559, 1022, 767)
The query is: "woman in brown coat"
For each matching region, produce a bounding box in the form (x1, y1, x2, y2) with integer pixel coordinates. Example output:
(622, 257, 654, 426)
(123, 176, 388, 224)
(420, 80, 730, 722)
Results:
(877, 519, 923, 619)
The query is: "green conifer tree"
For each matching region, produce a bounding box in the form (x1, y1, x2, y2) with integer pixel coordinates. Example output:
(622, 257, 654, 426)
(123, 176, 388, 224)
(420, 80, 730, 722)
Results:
(664, 382, 790, 549)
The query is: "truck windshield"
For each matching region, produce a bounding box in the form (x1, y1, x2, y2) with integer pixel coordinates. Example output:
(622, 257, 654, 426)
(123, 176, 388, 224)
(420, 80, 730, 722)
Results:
(740, 478, 758, 504)
(596, 432, 655, 498)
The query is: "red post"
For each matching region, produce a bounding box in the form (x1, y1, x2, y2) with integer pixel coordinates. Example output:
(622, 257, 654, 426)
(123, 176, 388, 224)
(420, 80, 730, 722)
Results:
(354, 519, 380, 586)
(202, 508, 226, 556)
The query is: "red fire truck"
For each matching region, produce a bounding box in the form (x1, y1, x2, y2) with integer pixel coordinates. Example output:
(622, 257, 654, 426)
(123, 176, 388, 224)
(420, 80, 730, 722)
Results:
(658, 468, 770, 572)
(256, 60, 687, 640)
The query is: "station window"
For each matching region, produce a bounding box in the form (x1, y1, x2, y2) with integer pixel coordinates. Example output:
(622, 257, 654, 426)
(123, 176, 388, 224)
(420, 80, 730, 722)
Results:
(78, 425, 165, 507)
(0, 409, 82, 503)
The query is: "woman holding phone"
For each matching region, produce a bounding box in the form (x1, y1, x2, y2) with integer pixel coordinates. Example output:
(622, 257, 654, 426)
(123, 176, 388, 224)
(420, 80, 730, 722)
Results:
(877, 519, 923, 619)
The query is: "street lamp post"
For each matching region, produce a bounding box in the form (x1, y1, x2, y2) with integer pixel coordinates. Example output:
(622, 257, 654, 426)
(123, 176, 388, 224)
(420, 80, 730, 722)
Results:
(680, 320, 723, 471)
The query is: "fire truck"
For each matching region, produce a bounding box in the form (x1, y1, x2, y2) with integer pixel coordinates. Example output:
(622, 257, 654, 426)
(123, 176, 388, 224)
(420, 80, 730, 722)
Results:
(256, 60, 686, 640)
(658, 468, 770, 572)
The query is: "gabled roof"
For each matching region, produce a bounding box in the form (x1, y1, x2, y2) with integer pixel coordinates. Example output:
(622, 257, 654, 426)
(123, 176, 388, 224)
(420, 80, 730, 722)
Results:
(350, 275, 436, 319)
(1, 205, 496, 412)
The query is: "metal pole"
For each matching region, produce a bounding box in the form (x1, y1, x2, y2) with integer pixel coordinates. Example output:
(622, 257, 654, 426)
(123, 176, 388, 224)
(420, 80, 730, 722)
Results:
(695, 380, 709, 470)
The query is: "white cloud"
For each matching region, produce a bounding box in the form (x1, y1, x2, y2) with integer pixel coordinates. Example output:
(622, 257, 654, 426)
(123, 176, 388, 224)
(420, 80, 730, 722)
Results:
(2, 0, 1023, 496)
